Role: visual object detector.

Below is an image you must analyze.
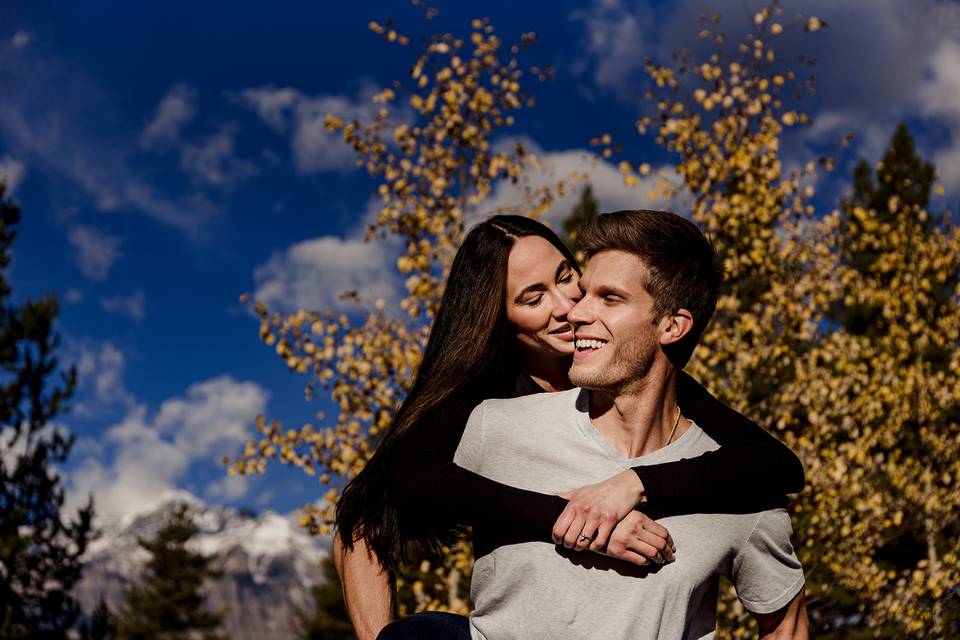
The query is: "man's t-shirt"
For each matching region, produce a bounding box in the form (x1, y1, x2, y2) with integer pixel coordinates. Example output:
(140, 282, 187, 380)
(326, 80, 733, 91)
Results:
(453, 388, 805, 640)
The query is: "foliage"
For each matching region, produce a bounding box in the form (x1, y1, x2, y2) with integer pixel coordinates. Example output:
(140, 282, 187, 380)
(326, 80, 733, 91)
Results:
(78, 598, 116, 640)
(562, 184, 598, 254)
(292, 558, 353, 640)
(229, 14, 558, 614)
(0, 183, 94, 639)
(114, 504, 223, 640)
(231, 2, 960, 637)
(789, 124, 960, 637)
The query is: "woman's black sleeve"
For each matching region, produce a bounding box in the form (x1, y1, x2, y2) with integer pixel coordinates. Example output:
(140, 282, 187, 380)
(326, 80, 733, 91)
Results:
(388, 374, 805, 543)
(632, 372, 806, 516)
(386, 400, 566, 543)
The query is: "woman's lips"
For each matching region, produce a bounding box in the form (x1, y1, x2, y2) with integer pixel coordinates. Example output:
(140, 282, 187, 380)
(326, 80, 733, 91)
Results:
(550, 326, 574, 340)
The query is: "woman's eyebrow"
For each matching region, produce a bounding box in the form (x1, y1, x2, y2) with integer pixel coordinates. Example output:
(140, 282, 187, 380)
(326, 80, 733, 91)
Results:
(512, 260, 571, 303)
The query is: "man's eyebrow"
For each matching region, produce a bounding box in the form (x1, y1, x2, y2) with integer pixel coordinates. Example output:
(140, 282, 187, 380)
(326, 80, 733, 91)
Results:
(595, 284, 630, 298)
(512, 259, 571, 303)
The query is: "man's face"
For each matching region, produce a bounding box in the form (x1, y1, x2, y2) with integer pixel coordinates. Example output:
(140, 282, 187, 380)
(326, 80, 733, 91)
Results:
(567, 250, 663, 392)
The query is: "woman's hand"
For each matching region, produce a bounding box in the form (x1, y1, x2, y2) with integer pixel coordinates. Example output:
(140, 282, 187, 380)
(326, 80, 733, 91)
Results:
(596, 510, 676, 566)
(552, 469, 647, 550)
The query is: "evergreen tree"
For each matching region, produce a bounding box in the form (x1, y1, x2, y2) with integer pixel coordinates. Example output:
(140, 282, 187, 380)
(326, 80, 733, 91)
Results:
(561, 184, 598, 254)
(115, 504, 223, 640)
(292, 558, 353, 640)
(79, 598, 116, 640)
(838, 122, 950, 337)
(0, 182, 94, 639)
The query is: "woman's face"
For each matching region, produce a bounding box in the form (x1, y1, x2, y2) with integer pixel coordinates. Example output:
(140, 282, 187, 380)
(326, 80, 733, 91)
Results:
(504, 235, 581, 358)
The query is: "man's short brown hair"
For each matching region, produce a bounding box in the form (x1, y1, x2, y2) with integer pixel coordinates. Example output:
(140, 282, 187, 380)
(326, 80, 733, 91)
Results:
(577, 209, 723, 365)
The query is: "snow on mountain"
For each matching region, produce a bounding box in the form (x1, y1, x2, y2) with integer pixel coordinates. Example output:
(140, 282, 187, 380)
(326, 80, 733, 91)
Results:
(75, 490, 332, 640)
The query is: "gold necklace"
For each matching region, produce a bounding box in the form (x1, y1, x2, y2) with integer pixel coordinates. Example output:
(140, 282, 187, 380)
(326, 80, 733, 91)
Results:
(665, 405, 682, 446)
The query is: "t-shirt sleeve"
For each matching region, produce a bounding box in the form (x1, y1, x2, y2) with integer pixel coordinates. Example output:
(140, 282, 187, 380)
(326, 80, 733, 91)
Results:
(729, 508, 805, 615)
(453, 402, 485, 472)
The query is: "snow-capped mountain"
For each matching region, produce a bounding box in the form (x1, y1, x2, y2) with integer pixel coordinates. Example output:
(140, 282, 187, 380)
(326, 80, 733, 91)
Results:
(74, 490, 332, 640)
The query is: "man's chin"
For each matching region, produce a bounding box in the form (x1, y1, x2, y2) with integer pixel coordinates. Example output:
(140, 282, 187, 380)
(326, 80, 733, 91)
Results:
(569, 367, 608, 390)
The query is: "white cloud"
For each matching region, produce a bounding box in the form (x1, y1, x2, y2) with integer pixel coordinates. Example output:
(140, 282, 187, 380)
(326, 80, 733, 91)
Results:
(206, 474, 249, 501)
(241, 84, 404, 174)
(919, 40, 960, 189)
(67, 224, 123, 281)
(180, 126, 257, 187)
(253, 234, 400, 312)
(570, 0, 653, 102)
(64, 338, 136, 417)
(68, 375, 269, 522)
(11, 31, 31, 49)
(140, 85, 257, 189)
(140, 84, 196, 150)
(571, 0, 960, 192)
(0, 156, 26, 194)
(240, 87, 300, 131)
(481, 137, 674, 229)
(100, 289, 146, 322)
(63, 288, 84, 304)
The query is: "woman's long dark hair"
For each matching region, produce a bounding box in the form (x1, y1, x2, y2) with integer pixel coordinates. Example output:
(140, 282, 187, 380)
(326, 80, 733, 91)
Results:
(335, 214, 577, 573)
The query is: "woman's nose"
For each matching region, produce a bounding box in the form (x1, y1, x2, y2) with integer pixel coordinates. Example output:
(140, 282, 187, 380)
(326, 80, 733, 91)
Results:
(553, 290, 575, 317)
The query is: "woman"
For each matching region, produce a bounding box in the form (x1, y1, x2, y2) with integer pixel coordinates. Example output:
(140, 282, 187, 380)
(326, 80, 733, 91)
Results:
(334, 215, 804, 639)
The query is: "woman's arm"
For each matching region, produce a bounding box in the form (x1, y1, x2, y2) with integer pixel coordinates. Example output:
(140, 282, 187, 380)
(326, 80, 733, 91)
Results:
(390, 374, 803, 550)
(333, 530, 394, 640)
(387, 399, 567, 543)
(552, 372, 805, 550)
(633, 371, 805, 513)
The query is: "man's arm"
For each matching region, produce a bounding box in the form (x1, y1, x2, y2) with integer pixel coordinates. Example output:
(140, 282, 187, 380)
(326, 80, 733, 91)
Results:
(332, 530, 394, 640)
(754, 589, 808, 639)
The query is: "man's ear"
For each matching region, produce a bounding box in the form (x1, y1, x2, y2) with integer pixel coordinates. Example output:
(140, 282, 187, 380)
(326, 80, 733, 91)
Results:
(659, 308, 694, 346)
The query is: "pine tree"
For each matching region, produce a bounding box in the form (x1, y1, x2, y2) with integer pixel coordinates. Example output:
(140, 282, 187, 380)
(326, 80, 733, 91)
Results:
(838, 122, 947, 337)
(115, 504, 223, 640)
(0, 182, 94, 639)
(561, 184, 598, 254)
(292, 558, 354, 640)
(79, 598, 116, 640)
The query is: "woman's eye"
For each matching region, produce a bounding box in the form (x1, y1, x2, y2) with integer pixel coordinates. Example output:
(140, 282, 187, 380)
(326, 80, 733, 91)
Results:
(524, 295, 544, 306)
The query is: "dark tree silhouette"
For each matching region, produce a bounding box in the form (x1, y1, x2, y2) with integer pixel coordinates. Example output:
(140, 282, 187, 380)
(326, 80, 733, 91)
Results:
(292, 557, 354, 640)
(114, 504, 223, 640)
(0, 182, 94, 639)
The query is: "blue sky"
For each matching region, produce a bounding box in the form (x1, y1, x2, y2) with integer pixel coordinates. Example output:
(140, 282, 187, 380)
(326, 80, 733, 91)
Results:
(2, 0, 959, 524)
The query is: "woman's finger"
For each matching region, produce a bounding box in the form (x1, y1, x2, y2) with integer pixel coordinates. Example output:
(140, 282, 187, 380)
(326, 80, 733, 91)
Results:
(562, 514, 587, 548)
(574, 512, 601, 551)
(552, 506, 576, 545)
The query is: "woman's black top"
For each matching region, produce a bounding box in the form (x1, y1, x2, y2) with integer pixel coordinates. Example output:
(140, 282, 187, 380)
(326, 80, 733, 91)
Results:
(386, 372, 804, 543)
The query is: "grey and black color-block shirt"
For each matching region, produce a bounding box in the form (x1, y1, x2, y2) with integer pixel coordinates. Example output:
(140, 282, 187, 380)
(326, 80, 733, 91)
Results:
(454, 388, 805, 640)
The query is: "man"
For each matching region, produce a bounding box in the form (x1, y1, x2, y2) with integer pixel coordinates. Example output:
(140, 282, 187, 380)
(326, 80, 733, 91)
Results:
(454, 210, 807, 639)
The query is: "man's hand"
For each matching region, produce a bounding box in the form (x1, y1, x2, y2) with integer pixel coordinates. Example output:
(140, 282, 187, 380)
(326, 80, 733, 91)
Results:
(591, 510, 676, 566)
(553, 469, 646, 550)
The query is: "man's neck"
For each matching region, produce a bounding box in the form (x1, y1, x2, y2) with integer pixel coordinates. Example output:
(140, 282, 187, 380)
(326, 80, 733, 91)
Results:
(522, 352, 573, 393)
(587, 365, 691, 458)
